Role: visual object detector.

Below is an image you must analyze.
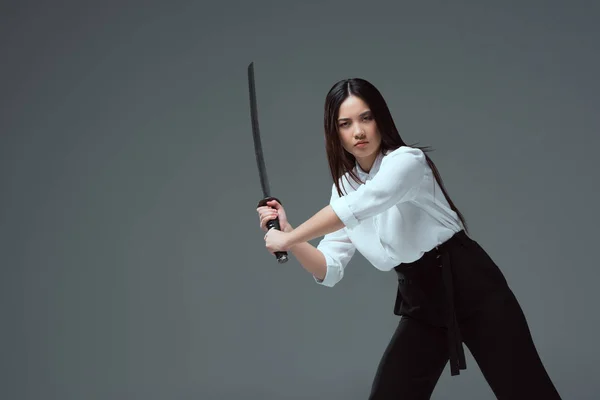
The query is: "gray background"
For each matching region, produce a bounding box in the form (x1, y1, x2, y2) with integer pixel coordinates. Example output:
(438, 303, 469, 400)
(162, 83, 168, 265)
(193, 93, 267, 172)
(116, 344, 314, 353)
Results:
(2, 1, 599, 399)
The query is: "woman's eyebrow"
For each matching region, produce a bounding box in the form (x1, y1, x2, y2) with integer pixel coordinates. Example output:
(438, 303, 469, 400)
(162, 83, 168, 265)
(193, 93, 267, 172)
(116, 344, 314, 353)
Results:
(338, 111, 372, 122)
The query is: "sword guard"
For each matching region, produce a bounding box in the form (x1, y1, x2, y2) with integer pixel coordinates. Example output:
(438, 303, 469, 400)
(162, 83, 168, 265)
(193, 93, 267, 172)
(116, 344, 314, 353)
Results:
(257, 196, 289, 264)
(256, 196, 283, 208)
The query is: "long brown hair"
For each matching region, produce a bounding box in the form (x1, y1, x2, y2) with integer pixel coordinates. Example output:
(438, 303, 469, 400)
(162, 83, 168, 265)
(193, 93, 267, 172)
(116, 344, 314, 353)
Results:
(323, 78, 468, 233)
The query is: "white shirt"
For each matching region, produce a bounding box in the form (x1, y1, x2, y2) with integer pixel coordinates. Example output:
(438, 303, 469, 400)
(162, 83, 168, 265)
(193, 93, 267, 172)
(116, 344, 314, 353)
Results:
(315, 146, 465, 287)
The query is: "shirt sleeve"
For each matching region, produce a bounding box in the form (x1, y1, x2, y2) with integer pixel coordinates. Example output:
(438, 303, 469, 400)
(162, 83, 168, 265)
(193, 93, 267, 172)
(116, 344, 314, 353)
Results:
(330, 146, 426, 229)
(314, 183, 357, 287)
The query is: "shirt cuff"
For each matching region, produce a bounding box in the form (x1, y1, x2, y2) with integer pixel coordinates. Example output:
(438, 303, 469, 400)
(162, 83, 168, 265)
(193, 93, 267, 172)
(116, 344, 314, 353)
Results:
(313, 253, 343, 287)
(330, 196, 359, 229)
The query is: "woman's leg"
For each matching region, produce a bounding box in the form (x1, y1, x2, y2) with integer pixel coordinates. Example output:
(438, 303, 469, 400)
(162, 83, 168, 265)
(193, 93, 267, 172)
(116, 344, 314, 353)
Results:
(369, 315, 449, 400)
(460, 291, 562, 399)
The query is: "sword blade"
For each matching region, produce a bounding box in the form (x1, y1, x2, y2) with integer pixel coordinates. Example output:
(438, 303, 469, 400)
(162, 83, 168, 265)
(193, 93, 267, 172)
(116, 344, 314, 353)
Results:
(247, 62, 270, 198)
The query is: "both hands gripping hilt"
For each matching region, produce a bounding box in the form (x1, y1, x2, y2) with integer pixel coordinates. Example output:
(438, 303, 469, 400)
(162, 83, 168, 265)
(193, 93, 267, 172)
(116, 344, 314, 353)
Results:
(257, 196, 289, 264)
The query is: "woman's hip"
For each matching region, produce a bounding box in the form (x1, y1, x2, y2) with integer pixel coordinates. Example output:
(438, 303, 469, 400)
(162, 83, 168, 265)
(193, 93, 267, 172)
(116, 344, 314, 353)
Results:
(393, 230, 512, 323)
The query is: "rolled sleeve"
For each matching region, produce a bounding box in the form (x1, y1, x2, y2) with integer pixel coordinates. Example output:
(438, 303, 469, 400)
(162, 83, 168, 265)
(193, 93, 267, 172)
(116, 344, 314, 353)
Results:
(334, 147, 426, 228)
(314, 183, 357, 287)
(313, 251, 343, 287)
(315, 228, 355, 287)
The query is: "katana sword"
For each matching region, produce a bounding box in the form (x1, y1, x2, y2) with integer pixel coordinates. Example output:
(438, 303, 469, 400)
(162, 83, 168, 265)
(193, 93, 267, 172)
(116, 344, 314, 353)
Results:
(248, 62, 288, 264)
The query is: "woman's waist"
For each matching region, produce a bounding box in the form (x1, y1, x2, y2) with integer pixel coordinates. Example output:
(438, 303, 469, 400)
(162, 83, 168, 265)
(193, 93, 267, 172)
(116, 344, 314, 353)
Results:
(351, 226, 463, 269)
(392, 229, 470, 272)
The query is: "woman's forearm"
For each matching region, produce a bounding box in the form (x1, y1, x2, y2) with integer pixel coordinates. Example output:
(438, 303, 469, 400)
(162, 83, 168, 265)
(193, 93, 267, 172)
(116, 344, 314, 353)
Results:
(283, 223, 327, 280)
(286, 205, 344, 248)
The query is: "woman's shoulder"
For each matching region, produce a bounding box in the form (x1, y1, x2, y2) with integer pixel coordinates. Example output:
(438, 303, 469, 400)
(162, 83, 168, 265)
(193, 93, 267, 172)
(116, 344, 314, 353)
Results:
(328, 147, 427, 198)
(382, 146, 427, 166)
(384, 145, 425, 158)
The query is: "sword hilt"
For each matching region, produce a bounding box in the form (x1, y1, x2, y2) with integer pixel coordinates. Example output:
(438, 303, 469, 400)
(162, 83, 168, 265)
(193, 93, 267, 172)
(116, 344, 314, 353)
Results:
(257, 196, 289, 264)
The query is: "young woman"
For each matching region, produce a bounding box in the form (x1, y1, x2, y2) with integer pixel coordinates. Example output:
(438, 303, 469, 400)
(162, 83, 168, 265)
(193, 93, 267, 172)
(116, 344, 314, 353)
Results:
(256, 78, 561, 399)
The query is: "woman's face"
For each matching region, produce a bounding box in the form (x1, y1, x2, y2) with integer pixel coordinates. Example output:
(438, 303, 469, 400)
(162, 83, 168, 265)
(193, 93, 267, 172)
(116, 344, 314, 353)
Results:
(337, 95, 382, 171)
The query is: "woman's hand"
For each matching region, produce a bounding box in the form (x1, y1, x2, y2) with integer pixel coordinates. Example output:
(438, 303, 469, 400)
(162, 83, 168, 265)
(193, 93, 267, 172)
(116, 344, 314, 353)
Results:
(256, 199, 293, 255)
(263, 228, 291, 254)
(256, 199, 290, 232)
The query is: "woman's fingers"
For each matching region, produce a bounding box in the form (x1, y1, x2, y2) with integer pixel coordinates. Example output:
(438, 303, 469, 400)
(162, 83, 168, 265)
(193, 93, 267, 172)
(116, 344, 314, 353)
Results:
(266, 200, 282, 211)
(258, 209, 279, 231)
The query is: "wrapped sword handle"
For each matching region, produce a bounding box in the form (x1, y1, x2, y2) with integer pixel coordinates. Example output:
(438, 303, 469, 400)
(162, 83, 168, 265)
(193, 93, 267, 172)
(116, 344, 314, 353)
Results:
(257, 196, 289, 264)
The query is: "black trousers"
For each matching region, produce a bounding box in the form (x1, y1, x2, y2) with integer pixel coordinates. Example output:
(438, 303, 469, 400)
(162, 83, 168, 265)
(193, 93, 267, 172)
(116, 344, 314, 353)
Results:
(368, 230, 561, 399)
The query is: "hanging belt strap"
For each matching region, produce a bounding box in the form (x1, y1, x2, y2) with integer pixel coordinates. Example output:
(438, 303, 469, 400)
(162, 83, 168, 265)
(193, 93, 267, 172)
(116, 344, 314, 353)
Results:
(438, 245, 467, 376)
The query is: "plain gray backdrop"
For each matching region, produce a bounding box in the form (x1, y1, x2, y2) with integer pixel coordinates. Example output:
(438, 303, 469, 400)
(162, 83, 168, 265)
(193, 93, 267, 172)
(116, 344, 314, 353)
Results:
(2, 1, 599, 399)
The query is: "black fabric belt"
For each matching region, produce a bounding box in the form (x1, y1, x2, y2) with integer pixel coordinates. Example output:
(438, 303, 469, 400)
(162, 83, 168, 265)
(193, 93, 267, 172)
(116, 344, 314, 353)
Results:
(394, 230, 469, 376)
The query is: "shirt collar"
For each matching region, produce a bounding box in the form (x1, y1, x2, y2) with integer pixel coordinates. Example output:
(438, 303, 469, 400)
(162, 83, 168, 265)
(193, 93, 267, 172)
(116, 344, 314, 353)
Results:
(355, 149, 387, 180)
